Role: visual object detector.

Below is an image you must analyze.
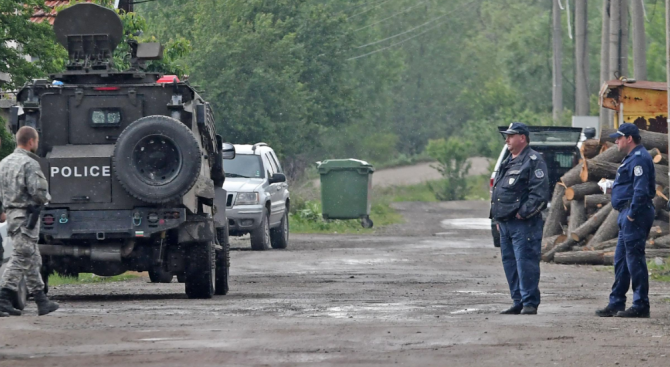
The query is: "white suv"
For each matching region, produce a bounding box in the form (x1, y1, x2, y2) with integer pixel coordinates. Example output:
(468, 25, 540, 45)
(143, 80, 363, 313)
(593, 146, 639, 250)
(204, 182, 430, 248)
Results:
(222, 143, 290, 250)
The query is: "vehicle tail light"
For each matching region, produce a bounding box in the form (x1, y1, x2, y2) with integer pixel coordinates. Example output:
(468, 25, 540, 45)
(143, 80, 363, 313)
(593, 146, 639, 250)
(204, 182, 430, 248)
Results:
(490, 178, 494, 188)
(43, 214, 55, 226)
(94, 87, 120, 91)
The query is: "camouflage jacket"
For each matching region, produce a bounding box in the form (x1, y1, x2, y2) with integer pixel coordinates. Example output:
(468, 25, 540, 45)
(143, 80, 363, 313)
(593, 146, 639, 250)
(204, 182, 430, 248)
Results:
(0, 148, 51, 237)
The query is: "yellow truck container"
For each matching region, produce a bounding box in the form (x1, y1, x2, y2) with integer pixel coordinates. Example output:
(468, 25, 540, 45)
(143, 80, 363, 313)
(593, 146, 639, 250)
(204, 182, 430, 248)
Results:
(599, 79, 668, 133)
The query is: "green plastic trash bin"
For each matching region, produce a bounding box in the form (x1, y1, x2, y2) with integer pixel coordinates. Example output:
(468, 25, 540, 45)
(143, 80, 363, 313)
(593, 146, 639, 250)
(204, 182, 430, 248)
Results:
(318, 159, 375, 228)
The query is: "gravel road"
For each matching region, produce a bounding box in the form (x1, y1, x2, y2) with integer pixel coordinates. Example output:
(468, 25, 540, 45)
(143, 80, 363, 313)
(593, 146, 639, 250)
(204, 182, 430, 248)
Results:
(2, 200, 670, 366)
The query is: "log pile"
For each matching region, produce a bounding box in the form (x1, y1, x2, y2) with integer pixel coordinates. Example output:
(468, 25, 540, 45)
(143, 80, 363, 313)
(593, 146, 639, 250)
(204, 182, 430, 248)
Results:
(541, 131, 670, 265)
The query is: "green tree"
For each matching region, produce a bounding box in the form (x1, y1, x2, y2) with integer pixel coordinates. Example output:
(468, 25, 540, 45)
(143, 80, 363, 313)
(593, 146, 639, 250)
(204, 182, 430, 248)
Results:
(426, 137, 472, 201)
(0, 0, 67, 90)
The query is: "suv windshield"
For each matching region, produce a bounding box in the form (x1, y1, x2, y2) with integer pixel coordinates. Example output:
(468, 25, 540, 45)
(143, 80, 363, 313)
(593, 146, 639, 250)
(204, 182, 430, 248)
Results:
(223, 154, 265, 178)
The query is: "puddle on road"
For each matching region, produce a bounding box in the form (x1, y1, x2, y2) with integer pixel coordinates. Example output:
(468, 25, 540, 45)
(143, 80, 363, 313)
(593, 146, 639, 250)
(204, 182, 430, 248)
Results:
(440, 218, 490, 230)
(449, 308, 481, 315)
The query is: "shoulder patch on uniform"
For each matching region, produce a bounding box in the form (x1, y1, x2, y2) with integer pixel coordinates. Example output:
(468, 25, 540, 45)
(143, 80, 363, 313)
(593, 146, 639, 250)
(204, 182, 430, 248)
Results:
(508, 177, 516, 185)
(634, 165, 643, 176)
(530, 154, 537, 160)
(635, 151, 641, 155)
(534, 169, 545, 179)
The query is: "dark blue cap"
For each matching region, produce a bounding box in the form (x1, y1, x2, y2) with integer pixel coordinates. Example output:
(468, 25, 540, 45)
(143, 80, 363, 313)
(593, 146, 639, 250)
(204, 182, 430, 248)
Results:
(608, 123, 640, 139)
(501, 122, 530, 137)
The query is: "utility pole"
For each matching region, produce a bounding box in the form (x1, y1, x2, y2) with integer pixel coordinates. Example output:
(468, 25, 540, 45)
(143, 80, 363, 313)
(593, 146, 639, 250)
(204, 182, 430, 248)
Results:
(575, 0, 589, 116)
(600, 0, 611, 129)
(666, 0, 670, 160)
(553, 0, 563, 122)
(632, 0, 647, 80)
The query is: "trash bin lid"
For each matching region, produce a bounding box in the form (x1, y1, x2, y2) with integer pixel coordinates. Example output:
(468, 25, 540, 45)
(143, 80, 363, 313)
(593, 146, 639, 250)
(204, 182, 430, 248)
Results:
(317, 159, 375, 174)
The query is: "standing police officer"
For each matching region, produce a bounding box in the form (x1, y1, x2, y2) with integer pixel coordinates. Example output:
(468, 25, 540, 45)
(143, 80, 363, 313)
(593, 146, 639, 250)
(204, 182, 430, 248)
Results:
(490, 122, 549, 315)
(0, 127, 58, 316)
(596, 123, 655, 318)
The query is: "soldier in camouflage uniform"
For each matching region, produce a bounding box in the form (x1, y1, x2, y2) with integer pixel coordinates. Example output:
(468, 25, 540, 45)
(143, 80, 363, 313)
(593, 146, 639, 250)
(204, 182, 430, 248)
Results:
(0, 127, 58, 316)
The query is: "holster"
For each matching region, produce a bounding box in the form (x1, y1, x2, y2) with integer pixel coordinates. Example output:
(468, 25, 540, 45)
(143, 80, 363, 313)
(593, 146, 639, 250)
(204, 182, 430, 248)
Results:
(23, 205, 43, 230)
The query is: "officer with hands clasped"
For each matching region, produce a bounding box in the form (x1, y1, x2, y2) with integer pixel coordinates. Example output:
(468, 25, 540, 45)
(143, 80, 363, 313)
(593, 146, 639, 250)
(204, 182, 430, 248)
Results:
(490, 122, 550, 315)
(596, 123, 655, 318)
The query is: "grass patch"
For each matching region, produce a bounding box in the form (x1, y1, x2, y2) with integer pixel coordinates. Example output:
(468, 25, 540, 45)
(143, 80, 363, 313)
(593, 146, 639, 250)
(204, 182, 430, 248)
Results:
(49, 272, 140, 286)
(648, 257, 670, 282)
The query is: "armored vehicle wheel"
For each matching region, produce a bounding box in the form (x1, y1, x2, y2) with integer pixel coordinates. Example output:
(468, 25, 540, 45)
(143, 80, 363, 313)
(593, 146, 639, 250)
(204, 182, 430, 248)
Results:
(185, 241, 215, 299)
(270, 212, 289, 249)
(148, 267, 174, 283)
(215, 225, 229, 295)
(250, 209, 271, 251)
(113, 115, 202, 204)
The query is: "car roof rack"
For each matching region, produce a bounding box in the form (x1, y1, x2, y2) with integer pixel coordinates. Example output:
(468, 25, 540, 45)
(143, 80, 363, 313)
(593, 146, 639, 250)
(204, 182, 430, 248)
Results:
(252, 142, 268, 152)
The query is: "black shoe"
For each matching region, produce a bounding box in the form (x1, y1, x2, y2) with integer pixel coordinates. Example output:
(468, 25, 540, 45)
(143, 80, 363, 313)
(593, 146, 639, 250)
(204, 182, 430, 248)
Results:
(33, 291, 59, 316)
(0, 288, 21, 316)
(0, 311, 7, 317)
(595, 305, 621, 317)
(500, 305, 523, 315)
(521, 306, 537, 315)
(615, 307, 650, 318)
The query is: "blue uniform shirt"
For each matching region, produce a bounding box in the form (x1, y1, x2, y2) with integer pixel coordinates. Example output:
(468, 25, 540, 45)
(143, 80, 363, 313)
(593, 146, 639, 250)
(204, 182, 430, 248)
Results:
(490, 146, 550, 221)
(611, 144, 655, 219)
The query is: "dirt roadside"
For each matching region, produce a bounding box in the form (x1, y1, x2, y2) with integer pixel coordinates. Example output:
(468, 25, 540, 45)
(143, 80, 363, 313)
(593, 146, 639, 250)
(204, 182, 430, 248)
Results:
(1, 201, 670, 367)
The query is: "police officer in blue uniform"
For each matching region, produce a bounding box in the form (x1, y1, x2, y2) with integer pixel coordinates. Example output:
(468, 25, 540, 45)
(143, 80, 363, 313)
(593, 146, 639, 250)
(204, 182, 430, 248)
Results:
(596, 123, 655, 318)
(490, 122, 549, 315)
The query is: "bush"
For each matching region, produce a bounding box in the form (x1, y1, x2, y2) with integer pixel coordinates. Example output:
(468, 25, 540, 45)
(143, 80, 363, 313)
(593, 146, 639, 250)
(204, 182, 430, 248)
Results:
(425, 137, 472, 201)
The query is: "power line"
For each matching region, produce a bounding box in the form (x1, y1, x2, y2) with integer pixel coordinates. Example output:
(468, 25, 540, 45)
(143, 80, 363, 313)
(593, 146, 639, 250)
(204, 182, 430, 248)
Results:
(347, 0, 393, 20)
(352, 1, 427, 33)
(347, 1, 475, 61)
(355, 0, 473, 49)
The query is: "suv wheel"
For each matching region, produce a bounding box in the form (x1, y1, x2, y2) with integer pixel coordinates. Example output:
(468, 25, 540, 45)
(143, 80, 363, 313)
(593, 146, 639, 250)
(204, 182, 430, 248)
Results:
(185, 241, 215, 299)
(215, 226, 230, 295)
(250, 209, 271, 251)
(270, 212, 289, 249)
(148, 267, 174, 283)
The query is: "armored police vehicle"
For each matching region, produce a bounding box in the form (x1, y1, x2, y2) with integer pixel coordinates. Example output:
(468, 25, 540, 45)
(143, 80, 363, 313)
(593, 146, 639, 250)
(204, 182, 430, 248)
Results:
(8, 3, 233, 298)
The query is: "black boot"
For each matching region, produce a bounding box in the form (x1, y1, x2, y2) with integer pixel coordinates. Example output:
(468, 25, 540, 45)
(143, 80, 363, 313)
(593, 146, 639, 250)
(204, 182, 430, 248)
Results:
(615, 307, 650, 318)
(0, 311, 7, 317)
(0, 288, 22, 316)
(500, 304, 523, 315)
(33, 291, 58, 316)
(595, 305, 622, 317)
(521, 306, 537, 315)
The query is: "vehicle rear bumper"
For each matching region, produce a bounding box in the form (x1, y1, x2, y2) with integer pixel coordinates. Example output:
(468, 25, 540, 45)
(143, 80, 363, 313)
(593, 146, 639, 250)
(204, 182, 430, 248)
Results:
(40, 208, 187, 240)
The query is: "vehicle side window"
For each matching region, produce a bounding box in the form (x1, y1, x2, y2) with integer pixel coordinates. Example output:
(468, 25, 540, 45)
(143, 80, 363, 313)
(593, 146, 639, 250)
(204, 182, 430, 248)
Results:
(269, 151, 283, 173)
(263, 153, 276, 177)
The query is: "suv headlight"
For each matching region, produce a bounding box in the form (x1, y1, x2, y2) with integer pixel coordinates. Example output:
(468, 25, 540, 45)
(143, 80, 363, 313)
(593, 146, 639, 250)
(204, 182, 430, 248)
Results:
(235, 192, 259, 205)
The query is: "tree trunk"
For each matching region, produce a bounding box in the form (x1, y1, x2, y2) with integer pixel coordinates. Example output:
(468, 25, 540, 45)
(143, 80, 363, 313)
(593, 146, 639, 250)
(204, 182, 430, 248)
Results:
(569, 199, 588, 236)
(565, 182, 602, 200)
(571, 203, 614, 241)
(601, 141, 615, 154)
(594, 144, 627, 163)
(648, 221, 669, 240)
(658, 209, 670, 222)
(575, 0, 590, 116)
(587, 208, 620, 247)
(553, 0, 563, 121)
(600, 0, 612, 128)
(648, 148, 668, 165)
(585, 194, 611, 209)
(601, 127, 669, 153)
(631, 0, 647, 80)
(649, 234, 670, 248)
(562, 194, 571, 212)
(587, 238, 619, 251)
(656, 164, 669, 187)
(554, 251, 608, 265)
(580, 139, 601, 159)
(542, 234, 568, 254)
(653, 193, 668, 215)
(543, 183, 567, 238)
(580, 159, 619, 182)
(561, 163, 584, 187)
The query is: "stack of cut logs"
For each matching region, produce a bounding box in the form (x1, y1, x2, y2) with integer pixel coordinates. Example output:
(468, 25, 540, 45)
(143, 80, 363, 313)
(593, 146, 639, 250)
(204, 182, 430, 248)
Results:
(541, 127, 670, 265)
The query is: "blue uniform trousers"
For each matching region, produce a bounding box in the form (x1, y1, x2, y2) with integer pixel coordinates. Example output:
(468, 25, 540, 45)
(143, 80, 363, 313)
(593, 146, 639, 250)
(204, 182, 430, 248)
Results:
(608, 211, 651, 311)
(498, 215, 542, 308)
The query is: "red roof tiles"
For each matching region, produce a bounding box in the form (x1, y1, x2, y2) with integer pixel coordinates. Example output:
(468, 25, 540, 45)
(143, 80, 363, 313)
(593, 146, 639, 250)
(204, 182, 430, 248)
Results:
(30, 1, 94, 25)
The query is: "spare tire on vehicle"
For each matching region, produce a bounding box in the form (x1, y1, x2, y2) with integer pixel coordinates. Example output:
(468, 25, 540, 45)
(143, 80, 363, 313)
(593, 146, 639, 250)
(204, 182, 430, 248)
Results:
(113, 115, 202, 204)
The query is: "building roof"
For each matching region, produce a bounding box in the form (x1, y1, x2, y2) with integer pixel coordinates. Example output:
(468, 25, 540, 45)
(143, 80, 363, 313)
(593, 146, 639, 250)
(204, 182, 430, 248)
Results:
(31, 1, 133, 25)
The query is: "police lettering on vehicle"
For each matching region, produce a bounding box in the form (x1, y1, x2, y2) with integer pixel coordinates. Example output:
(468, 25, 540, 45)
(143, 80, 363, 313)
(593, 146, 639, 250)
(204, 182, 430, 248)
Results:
(50, 166, 111, 178)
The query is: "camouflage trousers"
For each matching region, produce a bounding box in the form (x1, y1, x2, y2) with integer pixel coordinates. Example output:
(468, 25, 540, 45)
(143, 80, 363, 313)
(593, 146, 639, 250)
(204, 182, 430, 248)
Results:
(0, 231, 44, 294)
